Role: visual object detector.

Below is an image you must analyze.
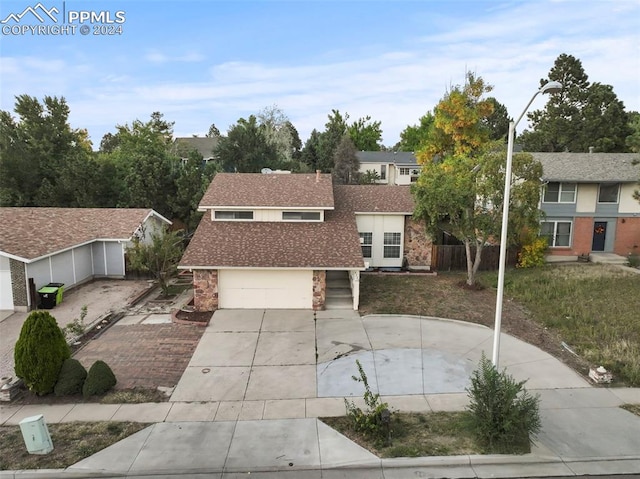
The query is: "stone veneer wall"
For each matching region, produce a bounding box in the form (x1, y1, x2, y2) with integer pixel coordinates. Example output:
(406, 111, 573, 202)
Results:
(10, 259, 27, 308)
(312, 270, 326, 310)
(193, 269, 218, 312)
(403, 217, 433, 269)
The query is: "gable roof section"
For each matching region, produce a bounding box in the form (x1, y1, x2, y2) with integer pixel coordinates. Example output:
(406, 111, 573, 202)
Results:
(180, 200, 363, 269)
(532, 153, 639, 183)
(0, 208, 169, 262)
(335, 185, 415, 214)
(199, 173, 335, 209)
(357, 151, 418, 166)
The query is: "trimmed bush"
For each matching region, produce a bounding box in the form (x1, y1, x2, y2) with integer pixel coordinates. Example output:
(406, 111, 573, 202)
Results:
(466, 354, 541, 453)
(14, 310, 70, 395)
(83, 360, 117, 398)
(54, 358, 87, 396)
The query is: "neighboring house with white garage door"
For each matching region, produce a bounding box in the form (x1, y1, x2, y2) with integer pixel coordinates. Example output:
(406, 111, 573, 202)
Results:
(0, 208, 170, 312)
(179, 172, 432, 311)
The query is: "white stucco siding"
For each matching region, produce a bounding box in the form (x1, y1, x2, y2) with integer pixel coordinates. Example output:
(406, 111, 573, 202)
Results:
(49, 250, 74, 287)
(356, 214, 406, 268)
(218, 269, 313, 309)
(576, 184, 597, 213)
(74, 244, 93, 284)
(92, 243, 106, 275)
(619, 183, 640, 214)
(0, 255, 13, 310)
(26, 258, 52, 291)
(359, 163, 390, 184)
(104, 242, 125, 276)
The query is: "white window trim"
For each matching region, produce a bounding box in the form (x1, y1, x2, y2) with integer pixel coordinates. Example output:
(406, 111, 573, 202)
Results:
(281, 211, 323, 222)
(541, 220, 573, 248)
(359, 232, 372, 258)
(543, 182, 577, 204)
(597, 183, 620, 204)
(383, 232, 402, 258)
(399, 168, 410, 176)
(214, 210, 254, 221)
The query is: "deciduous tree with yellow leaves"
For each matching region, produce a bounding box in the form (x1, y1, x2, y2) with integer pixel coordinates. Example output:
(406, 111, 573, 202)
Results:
(412, 73, 543, 286)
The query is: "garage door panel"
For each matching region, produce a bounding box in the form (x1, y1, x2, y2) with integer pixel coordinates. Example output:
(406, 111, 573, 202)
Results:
(218, 270, 312, 309)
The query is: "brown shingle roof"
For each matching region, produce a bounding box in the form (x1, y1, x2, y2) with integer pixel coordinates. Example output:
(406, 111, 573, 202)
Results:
(335, 185, 415, 213)
(0, 208, 165, 261)
(199, 173, 335, 209)
(180, 199, 363, 269)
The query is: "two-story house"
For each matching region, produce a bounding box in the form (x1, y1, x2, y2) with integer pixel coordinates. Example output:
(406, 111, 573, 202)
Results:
(535, 152, 640, 257)
(357, 151, 421, 185)
(179, 172, 432, 311)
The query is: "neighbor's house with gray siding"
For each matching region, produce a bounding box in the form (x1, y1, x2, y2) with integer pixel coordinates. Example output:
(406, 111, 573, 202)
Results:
(534, 153, 640, 257)
(0, 208, 170, 312)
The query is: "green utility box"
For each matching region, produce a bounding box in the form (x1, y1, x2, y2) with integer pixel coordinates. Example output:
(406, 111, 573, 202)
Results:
(37, 283, 64, 309)
(19, 414, 54, 454)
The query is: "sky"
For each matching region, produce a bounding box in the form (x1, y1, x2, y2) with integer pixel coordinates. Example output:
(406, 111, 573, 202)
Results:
(1, 0, 639, 149)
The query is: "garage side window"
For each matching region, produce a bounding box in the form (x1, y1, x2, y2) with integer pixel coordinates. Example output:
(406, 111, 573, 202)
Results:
(383, 232, 401, 258)
(359, 232, 372, 258)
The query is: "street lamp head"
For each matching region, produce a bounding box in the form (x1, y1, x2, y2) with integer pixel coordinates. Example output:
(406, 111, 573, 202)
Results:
(540, 81, 563, 95)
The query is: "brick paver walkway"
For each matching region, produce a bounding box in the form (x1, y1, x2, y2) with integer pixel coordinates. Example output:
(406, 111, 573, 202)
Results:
(74, 324, 205, 389)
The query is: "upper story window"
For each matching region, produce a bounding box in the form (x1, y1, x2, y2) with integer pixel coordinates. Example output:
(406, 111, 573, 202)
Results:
(598, 183, 619, 203)
(282, 211, 321, 221)
(215, 210, 254, 220)
(383, 232, 401, 258)
(380, 164, 387, 180)
(399, 168, 410, 175)
(543, 182, 576, 203)
(359, 232, 372, 258)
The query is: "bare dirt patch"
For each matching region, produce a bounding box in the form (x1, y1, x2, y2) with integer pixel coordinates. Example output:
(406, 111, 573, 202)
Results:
(0, 421, 147, 470)
(359, 271, 592, 380)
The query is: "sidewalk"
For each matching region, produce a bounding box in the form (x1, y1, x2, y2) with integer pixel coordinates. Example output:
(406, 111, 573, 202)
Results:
(1, 312, 640, 477)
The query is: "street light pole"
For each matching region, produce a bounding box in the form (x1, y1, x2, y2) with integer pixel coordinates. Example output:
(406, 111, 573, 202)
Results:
(491, 81, 562, 368)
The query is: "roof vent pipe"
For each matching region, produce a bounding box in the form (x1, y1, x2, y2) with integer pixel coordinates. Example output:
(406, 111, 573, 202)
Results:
(589, 146, 594, 154)
(316, 170, 321, 182)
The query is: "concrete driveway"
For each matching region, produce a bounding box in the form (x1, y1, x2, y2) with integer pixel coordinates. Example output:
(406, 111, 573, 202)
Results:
(170, 309, 589, 419)
(0, 279, 151, 379)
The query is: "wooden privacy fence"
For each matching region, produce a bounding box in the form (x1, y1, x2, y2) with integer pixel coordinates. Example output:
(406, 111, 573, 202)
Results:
(431, 245, 519, 272)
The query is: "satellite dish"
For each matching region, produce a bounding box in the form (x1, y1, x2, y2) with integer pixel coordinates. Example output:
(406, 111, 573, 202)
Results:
(261, 168, 273, 174)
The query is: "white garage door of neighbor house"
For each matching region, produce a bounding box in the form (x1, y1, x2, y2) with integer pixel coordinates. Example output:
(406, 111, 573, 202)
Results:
(218, 269, 313, 309)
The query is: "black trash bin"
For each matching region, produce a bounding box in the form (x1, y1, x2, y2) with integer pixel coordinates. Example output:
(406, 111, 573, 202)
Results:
(37, 283, 65, 309)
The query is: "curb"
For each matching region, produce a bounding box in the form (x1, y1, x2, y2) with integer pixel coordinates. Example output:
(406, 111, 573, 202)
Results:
(4, 454, 640, 478)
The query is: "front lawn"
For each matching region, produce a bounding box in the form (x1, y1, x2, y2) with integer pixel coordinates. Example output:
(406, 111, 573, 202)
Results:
(359, 264, 640, 386)
(0, 422, 146, 470)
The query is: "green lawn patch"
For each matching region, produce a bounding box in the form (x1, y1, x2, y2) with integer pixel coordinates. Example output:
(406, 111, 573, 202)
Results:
(481, 264, 640, 386)
(0, 422, 147, 471)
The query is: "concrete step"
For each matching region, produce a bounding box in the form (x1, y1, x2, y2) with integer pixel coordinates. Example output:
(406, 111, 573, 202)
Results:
(326, 270, 348, 280)
(324, 296, 353, 310)
(589, 253, 629, 265)
(327, 279, 350, 289)
(326, 287, 351, 299)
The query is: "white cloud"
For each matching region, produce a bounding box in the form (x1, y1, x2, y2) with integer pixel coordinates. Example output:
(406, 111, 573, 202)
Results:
(2, 1, 638, 148)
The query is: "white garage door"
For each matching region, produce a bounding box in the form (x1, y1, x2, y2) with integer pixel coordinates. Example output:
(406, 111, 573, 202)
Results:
(218, 269, 313, 309)
(0, 256, 14, 310)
